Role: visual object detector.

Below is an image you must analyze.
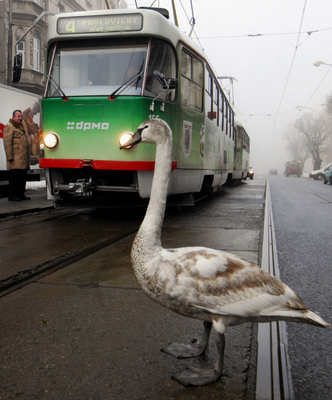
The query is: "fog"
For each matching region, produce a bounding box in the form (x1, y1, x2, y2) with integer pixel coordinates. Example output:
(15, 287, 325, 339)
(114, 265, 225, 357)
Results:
(127, 0, 332, 174)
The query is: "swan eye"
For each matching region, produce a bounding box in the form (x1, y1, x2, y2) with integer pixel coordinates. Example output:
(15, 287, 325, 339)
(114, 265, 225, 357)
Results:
(137, 125, 149, 135)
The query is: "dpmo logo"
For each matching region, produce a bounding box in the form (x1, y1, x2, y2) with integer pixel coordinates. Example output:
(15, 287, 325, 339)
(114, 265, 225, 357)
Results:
(66, 121, 110, 131)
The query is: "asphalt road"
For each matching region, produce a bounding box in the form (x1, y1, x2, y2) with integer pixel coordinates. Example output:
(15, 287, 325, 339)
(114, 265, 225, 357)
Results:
(0, 179, 265, 400)
(269, 175, 332, 400)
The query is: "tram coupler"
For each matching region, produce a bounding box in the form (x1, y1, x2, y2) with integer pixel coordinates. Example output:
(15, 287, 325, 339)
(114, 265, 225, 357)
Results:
(68, 178, 93, 196)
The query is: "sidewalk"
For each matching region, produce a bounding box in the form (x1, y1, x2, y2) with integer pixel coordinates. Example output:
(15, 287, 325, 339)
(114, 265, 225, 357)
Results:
(0, 181, 53, 219)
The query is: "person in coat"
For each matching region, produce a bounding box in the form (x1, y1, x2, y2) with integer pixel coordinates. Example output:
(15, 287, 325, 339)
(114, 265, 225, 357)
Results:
(3, 110, 31, 201)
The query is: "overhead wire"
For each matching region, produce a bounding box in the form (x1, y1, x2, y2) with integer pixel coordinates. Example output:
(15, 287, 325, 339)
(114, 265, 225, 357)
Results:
(274, 0, 308, 123)
(135, 1, 328, 126)
(195, 27, 332, 40)
(302, 66, 332, 108)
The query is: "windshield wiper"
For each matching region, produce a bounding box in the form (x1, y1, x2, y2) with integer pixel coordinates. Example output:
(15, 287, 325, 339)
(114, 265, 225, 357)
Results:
(109, 69, 144, 99)
(47, 74, 68, 100)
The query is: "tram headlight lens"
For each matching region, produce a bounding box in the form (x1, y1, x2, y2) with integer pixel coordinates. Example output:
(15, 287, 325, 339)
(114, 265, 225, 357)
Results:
(44, 132, 60, 150)
(119, 132, 138, 151)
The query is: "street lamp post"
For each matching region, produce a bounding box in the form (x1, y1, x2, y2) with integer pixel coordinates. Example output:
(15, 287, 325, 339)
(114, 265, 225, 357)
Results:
(314, 61, 332, 67)
(296, 105, 318, 114)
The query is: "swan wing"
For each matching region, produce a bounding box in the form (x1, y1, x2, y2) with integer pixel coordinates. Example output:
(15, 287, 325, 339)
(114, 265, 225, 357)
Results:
(158, 247, 306, 319)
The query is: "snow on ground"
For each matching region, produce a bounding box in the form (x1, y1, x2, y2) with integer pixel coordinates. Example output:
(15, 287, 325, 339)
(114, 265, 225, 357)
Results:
(26, 180, 46, 190)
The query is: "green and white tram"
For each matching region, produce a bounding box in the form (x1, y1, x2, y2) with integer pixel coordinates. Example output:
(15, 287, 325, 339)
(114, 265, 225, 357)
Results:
(39, 7, 250, 205)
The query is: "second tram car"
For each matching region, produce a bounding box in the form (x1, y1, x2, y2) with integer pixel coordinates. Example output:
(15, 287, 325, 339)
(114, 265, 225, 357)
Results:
(39, 7, 250, 206)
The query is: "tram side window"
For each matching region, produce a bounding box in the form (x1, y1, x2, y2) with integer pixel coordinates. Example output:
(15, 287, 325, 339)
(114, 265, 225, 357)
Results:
(145, 39, 176, 102)
(244, 131, 250, 152)
(220, 91, 224, 130)
(224, 102, 228, 136)
(213, 82, 219, 126)
(229, 107, 232, 138)
(236, 126, 244, 149)
(181, 50, 204, 111)
(229, 108, 235, 140)
(231, 112, 235, 140)
(205, 70, 213, 118)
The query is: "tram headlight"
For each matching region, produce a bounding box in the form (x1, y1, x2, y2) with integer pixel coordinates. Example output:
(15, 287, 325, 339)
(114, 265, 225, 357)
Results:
(119, 132, 138, 151)
(44, 132, 60, 150)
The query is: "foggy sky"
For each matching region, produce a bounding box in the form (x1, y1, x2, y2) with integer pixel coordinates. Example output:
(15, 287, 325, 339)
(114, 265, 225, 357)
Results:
(128, 0, 332, 173)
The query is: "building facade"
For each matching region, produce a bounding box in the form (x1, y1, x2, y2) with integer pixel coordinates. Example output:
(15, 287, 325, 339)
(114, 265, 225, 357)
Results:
(0, 0, 108, 95)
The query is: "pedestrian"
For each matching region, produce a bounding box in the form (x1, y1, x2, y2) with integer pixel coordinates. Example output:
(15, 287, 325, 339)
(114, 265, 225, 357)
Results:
(3, 110, 31, 201)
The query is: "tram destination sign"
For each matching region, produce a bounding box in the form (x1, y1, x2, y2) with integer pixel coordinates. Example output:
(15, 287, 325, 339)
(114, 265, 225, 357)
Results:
(57, 13, 143, 35)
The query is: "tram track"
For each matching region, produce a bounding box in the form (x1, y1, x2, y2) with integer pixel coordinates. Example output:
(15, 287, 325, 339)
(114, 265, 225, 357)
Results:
(0, 223, 140, 298)
(0, 203, 183, 298)
(0, 184, 246, 299)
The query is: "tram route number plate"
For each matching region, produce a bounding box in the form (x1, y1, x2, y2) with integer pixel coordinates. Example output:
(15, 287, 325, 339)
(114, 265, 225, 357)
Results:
(57, 13, 143, 35)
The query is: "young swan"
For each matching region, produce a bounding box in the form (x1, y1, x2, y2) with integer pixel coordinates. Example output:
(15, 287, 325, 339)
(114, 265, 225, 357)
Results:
(120, 119, 330, 386)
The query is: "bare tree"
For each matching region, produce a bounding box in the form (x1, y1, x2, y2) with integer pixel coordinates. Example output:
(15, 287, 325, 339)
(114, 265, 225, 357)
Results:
(294, 112, 329, 170)
(285, 128, 309, 171)
(325, 94, 332, 115)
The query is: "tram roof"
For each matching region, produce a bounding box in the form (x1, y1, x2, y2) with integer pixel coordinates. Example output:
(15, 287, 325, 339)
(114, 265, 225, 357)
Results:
(47, 8, 205, 58)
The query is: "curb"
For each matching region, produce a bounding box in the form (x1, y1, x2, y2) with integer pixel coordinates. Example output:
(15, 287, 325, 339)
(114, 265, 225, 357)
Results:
(255, 179, 294, 400)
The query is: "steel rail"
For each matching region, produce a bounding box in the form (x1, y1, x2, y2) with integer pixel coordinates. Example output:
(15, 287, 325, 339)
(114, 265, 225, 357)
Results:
(255, 179, 294, 400)
(0, 225, 139, 298)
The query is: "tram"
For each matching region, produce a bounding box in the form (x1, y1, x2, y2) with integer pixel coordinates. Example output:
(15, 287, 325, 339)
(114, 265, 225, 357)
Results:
(38, 7, 250, 206)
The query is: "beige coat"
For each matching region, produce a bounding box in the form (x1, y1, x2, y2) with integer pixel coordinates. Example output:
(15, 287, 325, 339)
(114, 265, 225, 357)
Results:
(3, 120, 30, 170)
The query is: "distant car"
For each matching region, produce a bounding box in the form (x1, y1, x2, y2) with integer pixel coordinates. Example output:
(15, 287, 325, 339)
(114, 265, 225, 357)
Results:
(323, 165, 332, 185)
(246, 167, 254, 180)
(309, 163, 332, 180)
(269, 169, 278, 175)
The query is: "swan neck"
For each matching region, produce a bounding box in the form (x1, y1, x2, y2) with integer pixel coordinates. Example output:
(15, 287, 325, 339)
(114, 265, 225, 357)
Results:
(139, 137, 172, 247)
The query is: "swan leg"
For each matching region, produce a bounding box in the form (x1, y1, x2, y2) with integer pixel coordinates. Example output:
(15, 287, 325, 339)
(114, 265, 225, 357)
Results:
(162, 321, 212, 358)
(172, 333, 225, 387)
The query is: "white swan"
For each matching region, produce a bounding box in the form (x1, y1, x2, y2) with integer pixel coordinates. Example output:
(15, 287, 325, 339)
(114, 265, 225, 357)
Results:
(120, 119, 330, 387)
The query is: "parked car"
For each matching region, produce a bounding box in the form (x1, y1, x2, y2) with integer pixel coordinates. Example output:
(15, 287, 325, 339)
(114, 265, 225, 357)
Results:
(309, 163, 332, 180)
(323, 165, 332, 185)
(246, 167, 254, 180)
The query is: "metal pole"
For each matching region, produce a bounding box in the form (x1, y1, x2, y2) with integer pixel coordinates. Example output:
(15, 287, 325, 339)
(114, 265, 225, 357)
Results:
(171, 0, 179, 27)
(7, 0, 13, 85)
(15, 11, 60, 47)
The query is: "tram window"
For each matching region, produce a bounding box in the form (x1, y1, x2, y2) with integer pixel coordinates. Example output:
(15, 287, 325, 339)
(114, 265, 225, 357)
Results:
(205, 71, 213, 97)
(220, 91, 224, 130)
(204, 70, 213, 118)
(193, 57, 204, 85)
(236, 126, 244, 149)
(181, 49, 204, 111)
(47, 42, 147, 97)
(231, 113, 235, 140)
(213, 82, 219, 126)
(182, 52, 191, 79)
(225, 102, 228, 136)
(145, 39, 176, 102)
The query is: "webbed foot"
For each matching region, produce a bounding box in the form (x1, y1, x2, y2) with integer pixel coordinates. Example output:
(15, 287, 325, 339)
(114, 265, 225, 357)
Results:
(171, 332, 226, 387)
(172, 366, 222, 386)
(161, 342, 207, 358)
(161, 321, 212, 358)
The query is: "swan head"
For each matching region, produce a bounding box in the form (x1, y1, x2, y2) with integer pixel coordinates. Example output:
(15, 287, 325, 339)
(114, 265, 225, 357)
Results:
(120, 119, 172, 150)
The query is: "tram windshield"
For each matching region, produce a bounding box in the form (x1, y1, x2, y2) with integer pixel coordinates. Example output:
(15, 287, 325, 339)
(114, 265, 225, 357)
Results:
(45, 38, 176, 101)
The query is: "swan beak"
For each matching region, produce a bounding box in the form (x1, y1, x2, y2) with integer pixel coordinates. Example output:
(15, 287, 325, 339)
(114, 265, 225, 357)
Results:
(119, 130, 142, 150)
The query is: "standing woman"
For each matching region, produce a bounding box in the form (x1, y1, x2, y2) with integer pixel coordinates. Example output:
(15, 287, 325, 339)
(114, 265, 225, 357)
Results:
(3, 110, 31, 201)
